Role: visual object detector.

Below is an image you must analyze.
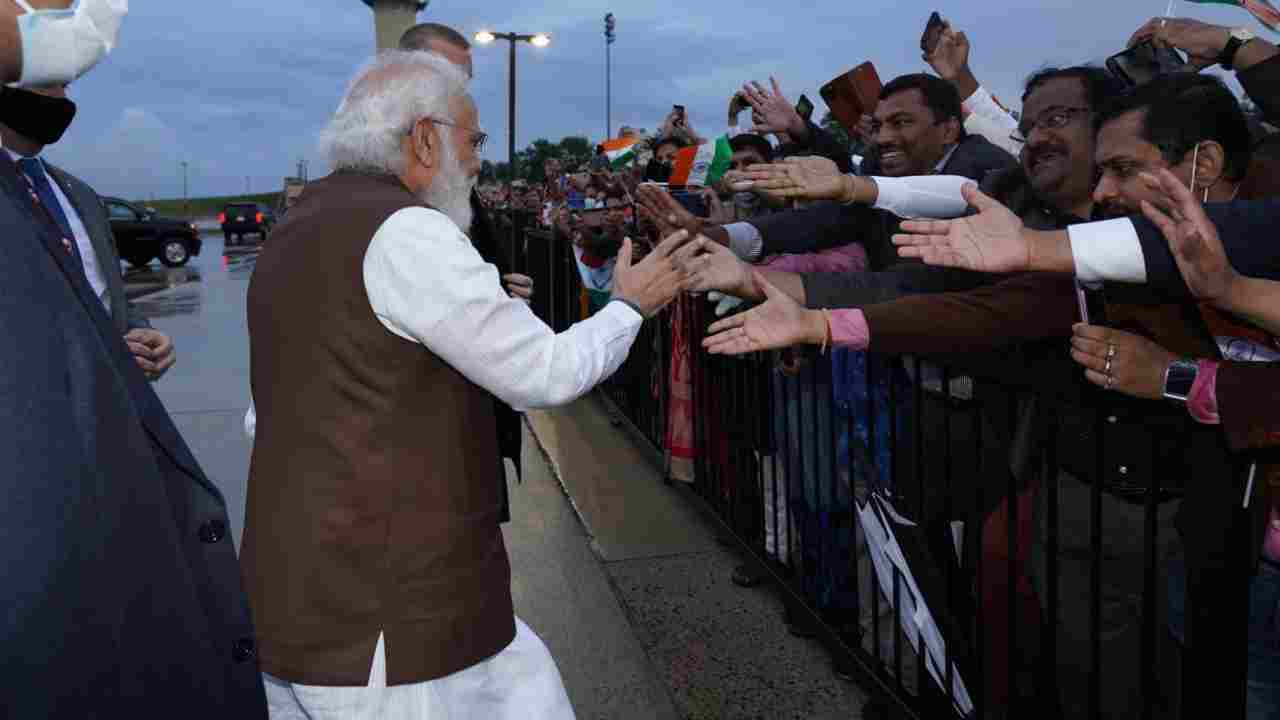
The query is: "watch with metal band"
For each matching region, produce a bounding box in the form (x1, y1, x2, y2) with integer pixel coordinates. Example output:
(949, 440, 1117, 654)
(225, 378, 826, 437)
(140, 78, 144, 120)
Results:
(1219, 27, 1257, 71)
(1162, 358, 1199, 402)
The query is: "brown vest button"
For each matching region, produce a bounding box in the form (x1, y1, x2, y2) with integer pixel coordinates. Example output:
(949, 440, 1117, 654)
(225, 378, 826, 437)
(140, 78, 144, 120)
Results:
(232, 637, 256, 663)
(198, 519, 227, 544)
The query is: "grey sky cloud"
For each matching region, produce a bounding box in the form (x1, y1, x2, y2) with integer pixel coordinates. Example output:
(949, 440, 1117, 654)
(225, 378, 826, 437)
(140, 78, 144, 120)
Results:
(43, 0, 1257, 201)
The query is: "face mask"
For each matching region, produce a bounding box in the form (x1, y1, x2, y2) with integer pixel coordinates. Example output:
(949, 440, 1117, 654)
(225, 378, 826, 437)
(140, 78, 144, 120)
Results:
(0, 85, 76, 145)
(12, 0, 128, 88)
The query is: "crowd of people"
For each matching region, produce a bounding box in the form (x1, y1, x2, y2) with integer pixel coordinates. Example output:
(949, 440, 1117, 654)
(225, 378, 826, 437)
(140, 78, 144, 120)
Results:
(5, 1, 1280, 719)
(500, 10, 1280, 720)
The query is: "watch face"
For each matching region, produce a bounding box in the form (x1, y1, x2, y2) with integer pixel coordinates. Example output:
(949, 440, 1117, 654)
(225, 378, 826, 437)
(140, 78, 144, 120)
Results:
(1232, 27, 1256, 42)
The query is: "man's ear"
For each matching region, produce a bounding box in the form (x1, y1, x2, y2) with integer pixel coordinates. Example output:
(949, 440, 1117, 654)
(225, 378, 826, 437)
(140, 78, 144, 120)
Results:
(1192, 140, 1228, 189)
(940, 116, 962, 146)
(408, 118, 437, 170)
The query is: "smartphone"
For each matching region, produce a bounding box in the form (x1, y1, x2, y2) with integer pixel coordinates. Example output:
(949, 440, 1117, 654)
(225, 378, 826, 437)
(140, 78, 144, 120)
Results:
(663, 185, 709, 218)
(795, 94, 815, 122)
(730, 93, 750, 116)
(820, 62, 884, 135)
(921, 12, 946, 55)
(1075, 282, 1107, 325)
(1106, 40, 1186, 88)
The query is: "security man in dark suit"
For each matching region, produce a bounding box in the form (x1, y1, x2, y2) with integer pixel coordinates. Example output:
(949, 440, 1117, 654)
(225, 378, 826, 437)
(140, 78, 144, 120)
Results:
(0, 85, 267, 719)
(0, 83, 176, 380)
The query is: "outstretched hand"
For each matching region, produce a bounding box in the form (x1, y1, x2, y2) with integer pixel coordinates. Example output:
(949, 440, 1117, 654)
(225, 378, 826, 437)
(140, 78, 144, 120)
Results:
(740, 77, 807, 140)
(893, 183, 1031, 273)
(612, 229, 706, 318)
(636, 183, 706, 239)
(701, 271, 825, 356)
(726, 156, 850, 202)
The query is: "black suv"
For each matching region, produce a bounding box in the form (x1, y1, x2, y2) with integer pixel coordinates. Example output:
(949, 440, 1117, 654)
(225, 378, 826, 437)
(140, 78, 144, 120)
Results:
(220, 202, 275, 245)
(102, 197, 203, 268)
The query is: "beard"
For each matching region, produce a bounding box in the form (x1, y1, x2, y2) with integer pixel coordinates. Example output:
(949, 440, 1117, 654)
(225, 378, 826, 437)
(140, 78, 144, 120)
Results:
(419, 140, 476, 232)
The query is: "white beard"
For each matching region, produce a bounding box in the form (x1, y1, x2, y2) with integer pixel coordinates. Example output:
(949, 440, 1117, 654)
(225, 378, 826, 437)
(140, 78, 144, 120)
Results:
(420, 140, 476, 232)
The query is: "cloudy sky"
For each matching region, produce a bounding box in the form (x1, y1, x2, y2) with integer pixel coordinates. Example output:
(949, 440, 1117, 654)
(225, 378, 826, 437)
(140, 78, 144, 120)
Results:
(45, 0, 1254, 201)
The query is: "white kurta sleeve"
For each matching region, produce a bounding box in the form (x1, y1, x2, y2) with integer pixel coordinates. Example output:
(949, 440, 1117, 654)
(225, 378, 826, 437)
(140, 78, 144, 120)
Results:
(870, 175, 973, 219)
(363, 207, 643, 411)
(1068, 217, 1148, 284)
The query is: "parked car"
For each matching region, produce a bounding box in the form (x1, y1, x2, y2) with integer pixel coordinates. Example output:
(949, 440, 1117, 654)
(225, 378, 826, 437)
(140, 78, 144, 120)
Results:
(102, 197, 203, 268)
(219, 202, 275, 245)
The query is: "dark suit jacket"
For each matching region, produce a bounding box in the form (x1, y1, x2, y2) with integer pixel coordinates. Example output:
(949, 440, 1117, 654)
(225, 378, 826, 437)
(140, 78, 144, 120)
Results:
(469, 190, 523, 512)
(1238, 52, 1280, 127)
(46, 164, 151, 335)
(0, 154, 266, 717)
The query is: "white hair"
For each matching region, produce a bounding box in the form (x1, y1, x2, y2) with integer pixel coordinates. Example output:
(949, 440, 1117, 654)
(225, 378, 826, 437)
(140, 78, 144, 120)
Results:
(320, 50, 469, 175)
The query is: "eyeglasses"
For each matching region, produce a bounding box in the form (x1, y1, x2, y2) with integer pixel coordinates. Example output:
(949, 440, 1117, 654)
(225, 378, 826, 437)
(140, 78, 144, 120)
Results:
(408, 117, 488, 153)
(1011, 106, 1091, 144)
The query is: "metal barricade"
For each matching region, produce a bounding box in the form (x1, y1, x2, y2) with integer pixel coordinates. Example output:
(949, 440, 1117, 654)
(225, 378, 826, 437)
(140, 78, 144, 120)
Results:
(516, 224, 1257, 719)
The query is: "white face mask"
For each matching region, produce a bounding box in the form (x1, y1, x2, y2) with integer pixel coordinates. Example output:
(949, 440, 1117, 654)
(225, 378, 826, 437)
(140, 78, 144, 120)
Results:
(11, 0, 128, 88)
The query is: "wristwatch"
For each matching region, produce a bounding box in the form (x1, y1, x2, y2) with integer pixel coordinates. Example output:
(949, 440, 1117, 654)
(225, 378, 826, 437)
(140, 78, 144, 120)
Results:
(1219, 27, 1257, 71)
(1162, 358, 1199, 402)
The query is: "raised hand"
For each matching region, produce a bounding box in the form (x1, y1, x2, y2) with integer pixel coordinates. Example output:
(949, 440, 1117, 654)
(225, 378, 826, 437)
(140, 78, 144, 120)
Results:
(727, 156, 852, 202)
(1129, 16, 1228, 70)
(741, 77, 807, 140)
(636, 182, 706, 239)
(893, 183, 1031, 273)
(702, 271, 826, 356)
(924, 26, 970, 80)
(1137, 168, 1240, 304)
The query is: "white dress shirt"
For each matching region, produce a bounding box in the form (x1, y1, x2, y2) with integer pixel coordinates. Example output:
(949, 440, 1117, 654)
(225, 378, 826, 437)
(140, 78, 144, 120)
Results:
(5, 148, 110, 311)
(961, 86, 1023, 158)
(245, 205, 643, 437)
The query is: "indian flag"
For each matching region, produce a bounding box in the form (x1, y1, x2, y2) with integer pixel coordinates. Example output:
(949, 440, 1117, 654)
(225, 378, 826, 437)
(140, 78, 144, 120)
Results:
(1187, 0, 1280, 31)
(668, 135, 733, 187)
(601, 137, 640, 168)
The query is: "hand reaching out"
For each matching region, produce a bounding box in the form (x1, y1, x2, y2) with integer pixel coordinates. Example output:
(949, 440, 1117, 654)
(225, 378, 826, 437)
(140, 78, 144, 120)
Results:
(726, 156, 850, 202)
(1137, 167, 1240, 304)
(741, 77, 807, 140)
(893, 183, 1032, 273)
(701, 271, 826, 356)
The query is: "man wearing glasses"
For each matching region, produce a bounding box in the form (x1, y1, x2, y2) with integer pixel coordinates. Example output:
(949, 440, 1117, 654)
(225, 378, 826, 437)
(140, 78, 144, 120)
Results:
(243, 51, 696, 719)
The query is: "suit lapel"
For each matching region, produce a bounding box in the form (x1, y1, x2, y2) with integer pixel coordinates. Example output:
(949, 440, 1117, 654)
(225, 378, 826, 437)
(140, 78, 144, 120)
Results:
(0, 156, 219, 500)
(46, 165, 130, 334)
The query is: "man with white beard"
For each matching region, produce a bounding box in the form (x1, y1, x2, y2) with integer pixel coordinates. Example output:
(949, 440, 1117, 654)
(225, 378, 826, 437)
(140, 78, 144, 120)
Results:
(241, 51, 697, 719)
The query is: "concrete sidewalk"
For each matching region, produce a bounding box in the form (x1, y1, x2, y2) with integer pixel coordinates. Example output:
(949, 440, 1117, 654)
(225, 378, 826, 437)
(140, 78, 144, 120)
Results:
(527, 397, 868, 719)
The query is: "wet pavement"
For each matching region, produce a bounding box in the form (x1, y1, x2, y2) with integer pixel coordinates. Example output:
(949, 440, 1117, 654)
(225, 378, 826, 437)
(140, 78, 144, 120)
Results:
(128, 234, 680, 717)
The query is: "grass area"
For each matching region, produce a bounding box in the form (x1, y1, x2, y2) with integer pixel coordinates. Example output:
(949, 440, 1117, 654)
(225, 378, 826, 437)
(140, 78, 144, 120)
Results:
(133, 192, 282, 219)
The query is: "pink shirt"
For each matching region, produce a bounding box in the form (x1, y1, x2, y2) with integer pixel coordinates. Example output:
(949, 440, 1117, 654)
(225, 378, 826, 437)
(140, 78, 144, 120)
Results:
(756, 246, 873, 350)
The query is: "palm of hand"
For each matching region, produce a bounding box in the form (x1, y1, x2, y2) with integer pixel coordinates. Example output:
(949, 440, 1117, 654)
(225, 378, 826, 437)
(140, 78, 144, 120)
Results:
(1172, 219, 1232, 301)
(693, 249, 746, 293)
(737, 294, 808, 352)
(950, 205, 1026, 273)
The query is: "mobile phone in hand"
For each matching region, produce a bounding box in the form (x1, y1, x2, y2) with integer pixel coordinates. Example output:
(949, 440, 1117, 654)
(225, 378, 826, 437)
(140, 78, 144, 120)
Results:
(795, 94, 815, 122)
(1105, 40, 1186, 88)
(820, 62, 883, 135)
(921, 12, 946, 55)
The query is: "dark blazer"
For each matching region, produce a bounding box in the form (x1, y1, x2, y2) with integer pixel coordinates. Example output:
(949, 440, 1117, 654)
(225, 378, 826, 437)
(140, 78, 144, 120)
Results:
(746, 133, 1017, 263)
(46, 163, 151, 334)
(469, 189, 523, 511)
(0, 154, 266, 717)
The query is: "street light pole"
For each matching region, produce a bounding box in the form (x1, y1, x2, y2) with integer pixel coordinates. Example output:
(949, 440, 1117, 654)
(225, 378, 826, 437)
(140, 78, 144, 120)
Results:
(180, 161, 189, 217)
(474, 30, 550, 275)
(604, 13, 615, 139)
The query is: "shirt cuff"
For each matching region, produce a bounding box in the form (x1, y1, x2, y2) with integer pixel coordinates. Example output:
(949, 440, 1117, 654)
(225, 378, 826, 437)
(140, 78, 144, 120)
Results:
(1068, 218, 1148, 284)
(1186, 359, 1220, 425)
(828, 308, 871, 350)
(724, 222, 763, 262)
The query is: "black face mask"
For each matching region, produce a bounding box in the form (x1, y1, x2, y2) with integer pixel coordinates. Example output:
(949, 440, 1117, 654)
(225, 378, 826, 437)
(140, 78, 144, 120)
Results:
(644, 159, 672, 183)
(0, 86, 77, 146)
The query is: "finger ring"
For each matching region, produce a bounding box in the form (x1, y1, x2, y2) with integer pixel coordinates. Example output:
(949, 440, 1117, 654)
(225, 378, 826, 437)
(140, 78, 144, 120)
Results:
(1104, 358, 1112, 375)
(1106, 343, 1117, 360)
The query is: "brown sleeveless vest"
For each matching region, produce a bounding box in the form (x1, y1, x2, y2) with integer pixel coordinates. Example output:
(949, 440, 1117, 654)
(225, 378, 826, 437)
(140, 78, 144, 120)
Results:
(242, 171, 514, 686)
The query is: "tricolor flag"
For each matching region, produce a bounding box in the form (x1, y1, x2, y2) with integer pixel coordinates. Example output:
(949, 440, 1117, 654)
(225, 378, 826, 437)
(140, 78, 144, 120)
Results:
(601, 137, 640, 169)
(668, 135, 733, 187)
(1187, 0, 1280, 32)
